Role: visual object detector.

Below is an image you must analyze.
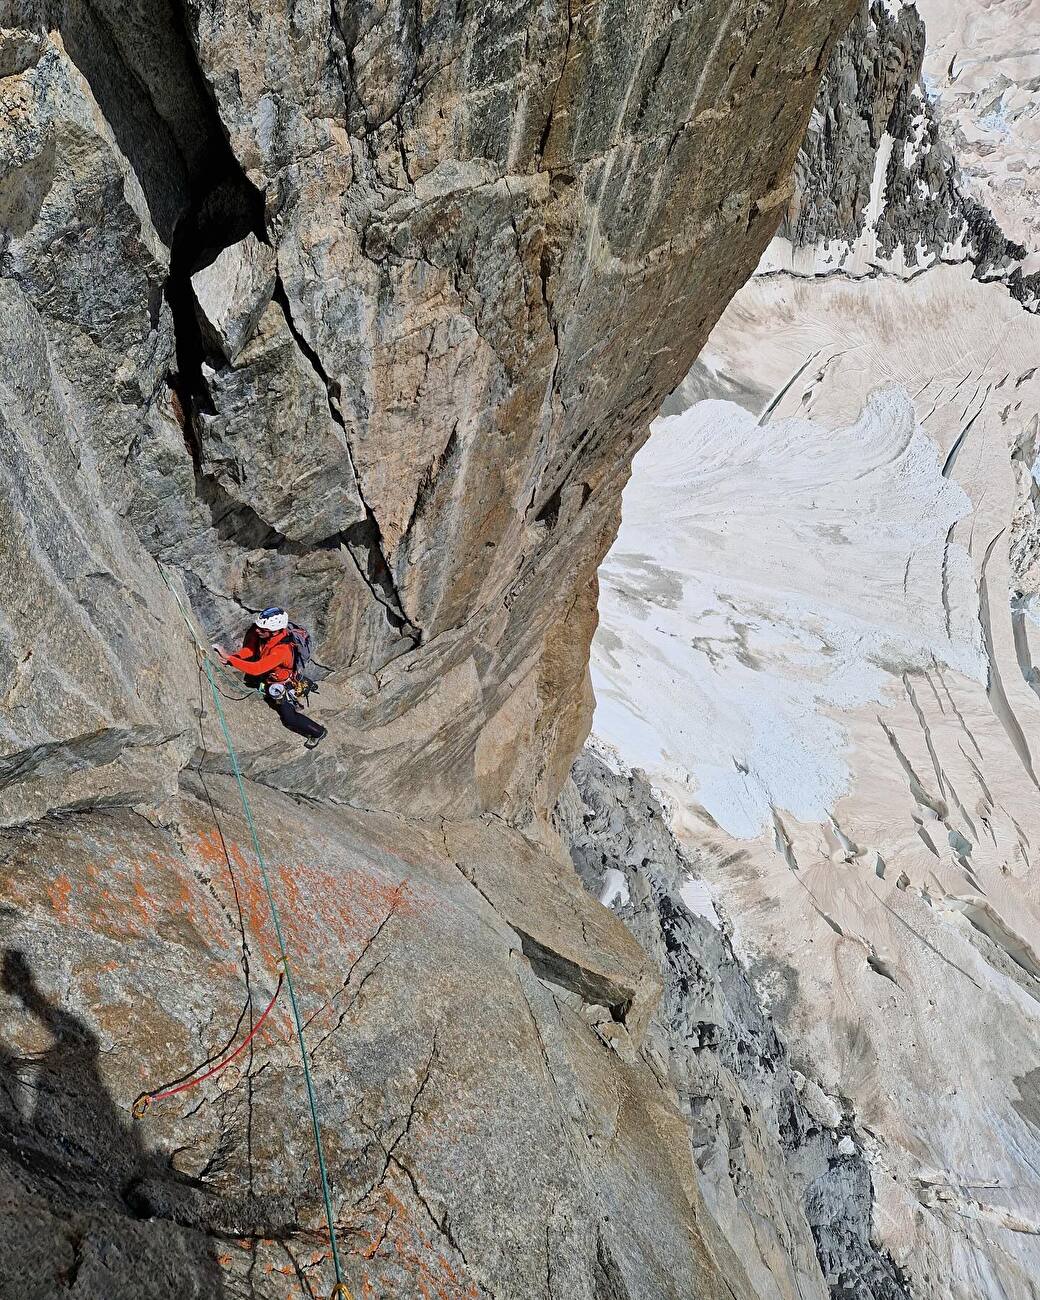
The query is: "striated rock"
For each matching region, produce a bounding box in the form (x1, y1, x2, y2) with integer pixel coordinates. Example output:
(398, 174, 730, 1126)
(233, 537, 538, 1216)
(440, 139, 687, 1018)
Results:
(6, 0, 855, 823)
(0, 276, 195, 828)
(197, 299, 368, 546)
(1, 2, 858, 1296)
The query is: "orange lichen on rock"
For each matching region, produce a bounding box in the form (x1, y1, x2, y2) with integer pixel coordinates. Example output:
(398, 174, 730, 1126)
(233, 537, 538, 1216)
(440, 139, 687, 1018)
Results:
(351, 1180, 483, 1300)
(45, 872, 72, 921)
(271, 861, 416, 963)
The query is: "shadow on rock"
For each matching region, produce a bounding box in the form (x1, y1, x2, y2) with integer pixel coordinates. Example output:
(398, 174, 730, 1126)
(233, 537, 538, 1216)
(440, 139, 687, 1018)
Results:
(0, 948, 227, 1299)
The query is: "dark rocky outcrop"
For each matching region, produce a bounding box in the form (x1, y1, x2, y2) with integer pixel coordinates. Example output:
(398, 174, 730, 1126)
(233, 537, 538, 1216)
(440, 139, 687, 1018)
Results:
(781, 0, 1040, 306)
(557, 749, 912, 1300)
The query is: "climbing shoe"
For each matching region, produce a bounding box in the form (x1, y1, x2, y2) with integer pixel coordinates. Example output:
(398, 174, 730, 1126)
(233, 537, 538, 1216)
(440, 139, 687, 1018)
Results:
(304, 726, 328, 750)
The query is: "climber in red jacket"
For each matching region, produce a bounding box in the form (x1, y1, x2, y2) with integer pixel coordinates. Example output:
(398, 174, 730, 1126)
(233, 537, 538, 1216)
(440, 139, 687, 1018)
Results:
(212, 607, 327, 748)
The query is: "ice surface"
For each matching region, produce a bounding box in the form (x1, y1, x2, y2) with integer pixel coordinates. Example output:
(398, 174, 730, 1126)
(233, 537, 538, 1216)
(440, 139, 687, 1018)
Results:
(598, 868, 630, 909)
(678, 875, 722, 928)
(592, 389, 984, 838)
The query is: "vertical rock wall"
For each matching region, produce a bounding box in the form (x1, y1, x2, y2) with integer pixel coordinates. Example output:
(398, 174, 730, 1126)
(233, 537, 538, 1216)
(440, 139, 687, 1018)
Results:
(0, 3, 862, 1298)
(1, 0, 855, 825)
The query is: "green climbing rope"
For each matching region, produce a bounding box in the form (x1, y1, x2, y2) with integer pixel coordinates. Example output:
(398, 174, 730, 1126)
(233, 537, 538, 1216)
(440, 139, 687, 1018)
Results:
(156, 564, 349, 1298)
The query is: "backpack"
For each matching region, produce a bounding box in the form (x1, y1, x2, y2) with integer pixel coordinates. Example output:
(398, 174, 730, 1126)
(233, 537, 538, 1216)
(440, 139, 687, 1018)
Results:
(286, 623, 312, 675)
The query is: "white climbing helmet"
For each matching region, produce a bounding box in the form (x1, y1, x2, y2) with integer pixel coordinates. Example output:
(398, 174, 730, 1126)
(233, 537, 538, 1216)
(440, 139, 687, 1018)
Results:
(255, 606, 289, 633)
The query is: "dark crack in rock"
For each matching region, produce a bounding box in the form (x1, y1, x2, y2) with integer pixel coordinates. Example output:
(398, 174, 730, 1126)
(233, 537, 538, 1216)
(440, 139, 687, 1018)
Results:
(1, 0, 857, 825)
(1, 3, 864, 1295)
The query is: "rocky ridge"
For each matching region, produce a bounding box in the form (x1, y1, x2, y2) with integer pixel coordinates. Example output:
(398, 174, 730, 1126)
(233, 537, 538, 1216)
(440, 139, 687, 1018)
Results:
(763, 0, 1040, 307)
(557, 748, 911, 1300)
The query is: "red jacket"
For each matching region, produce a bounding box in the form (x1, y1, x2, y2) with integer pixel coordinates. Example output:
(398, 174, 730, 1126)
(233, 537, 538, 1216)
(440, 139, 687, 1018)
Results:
(225, 629, 294, 683)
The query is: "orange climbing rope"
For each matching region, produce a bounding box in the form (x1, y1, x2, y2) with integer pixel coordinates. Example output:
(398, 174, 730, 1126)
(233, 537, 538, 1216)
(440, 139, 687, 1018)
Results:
(132, 974, 283, 1117)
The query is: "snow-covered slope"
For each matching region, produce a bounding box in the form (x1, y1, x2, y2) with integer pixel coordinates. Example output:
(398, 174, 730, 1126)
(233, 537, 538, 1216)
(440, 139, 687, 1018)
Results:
(594, 378, 985, 837)
(591, 4, 1040, 1297)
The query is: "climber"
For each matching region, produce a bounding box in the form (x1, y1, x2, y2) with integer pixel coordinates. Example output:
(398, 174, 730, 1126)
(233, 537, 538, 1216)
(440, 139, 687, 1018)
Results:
(212, 607, 327, 749)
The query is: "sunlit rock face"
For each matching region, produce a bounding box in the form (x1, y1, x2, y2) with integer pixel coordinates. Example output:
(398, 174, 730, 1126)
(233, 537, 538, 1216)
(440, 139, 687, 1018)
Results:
(592, 3, 1040, 1297)
(0, 0, 854, 827)
(0, 3, 857, 1297)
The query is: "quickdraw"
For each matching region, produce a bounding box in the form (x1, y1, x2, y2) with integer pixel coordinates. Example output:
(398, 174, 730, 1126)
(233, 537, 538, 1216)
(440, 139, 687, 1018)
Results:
(292, 673, 318, 707)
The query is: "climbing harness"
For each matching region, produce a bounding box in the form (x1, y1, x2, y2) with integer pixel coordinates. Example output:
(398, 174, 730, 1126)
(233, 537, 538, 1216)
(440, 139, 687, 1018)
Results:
(151, 563, 353, 1300)
(133, 974, 283, 1117)
(207, 604, 318, 710)
(265, 674, 319, 708)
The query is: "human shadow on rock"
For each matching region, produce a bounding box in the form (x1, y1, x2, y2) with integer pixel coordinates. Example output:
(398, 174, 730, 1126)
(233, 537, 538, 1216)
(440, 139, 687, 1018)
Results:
(0, 948, 227, 1299)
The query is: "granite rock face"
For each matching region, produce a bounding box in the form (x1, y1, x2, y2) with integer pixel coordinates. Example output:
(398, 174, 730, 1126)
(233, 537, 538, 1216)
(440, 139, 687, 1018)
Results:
(192, 234, 277, 367)
(1, 0, 854, 824)
(0, 775, 753, 1300)
(0, 1, 856, 1297)
(197, 298, 368, 547)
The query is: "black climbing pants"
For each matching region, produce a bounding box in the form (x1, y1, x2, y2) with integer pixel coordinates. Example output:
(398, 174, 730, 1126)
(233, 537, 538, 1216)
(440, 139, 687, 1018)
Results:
(264, 692, 324, 739)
